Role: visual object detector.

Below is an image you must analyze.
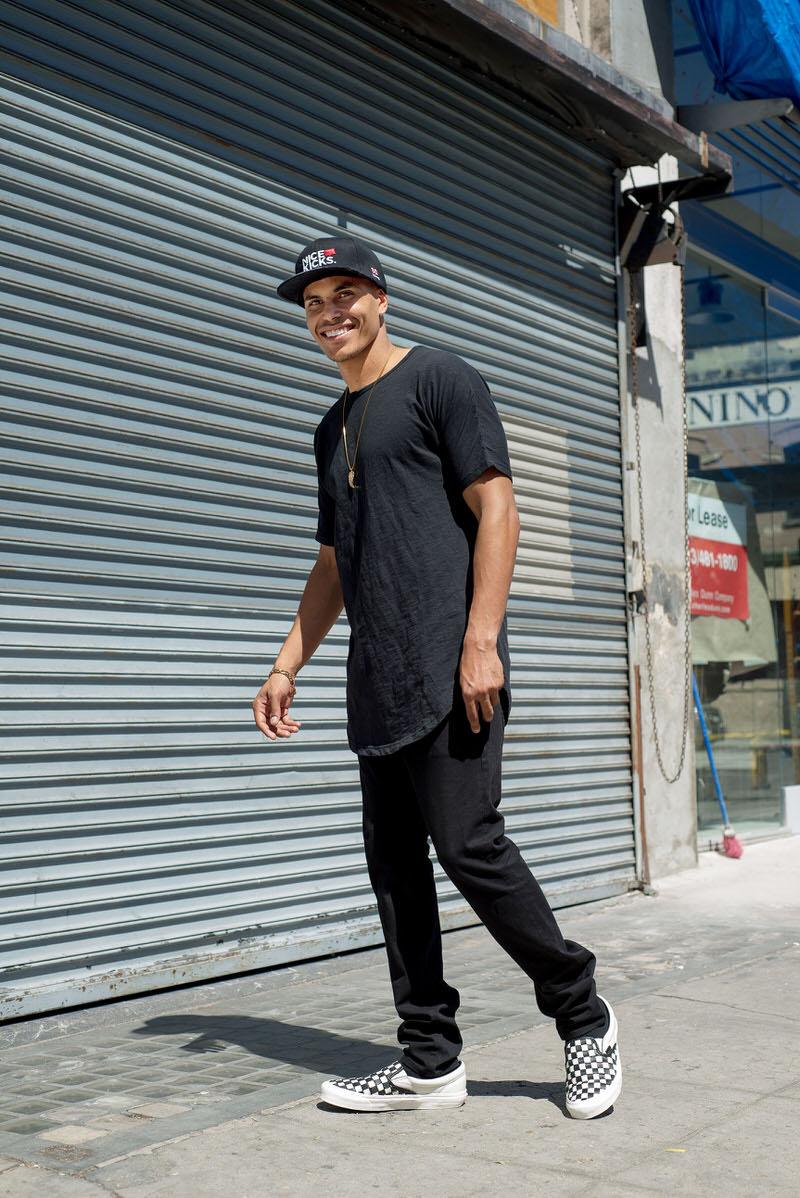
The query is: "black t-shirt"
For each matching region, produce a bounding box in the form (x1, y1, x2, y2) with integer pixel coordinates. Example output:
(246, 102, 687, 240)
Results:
(313, 345, 512, 756)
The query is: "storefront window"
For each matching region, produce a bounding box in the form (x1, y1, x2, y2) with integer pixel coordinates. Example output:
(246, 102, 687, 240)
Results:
(685, 249, 800, 841)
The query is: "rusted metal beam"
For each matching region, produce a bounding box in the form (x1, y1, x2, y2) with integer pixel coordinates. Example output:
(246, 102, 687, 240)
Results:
(344, 0, 732, 178)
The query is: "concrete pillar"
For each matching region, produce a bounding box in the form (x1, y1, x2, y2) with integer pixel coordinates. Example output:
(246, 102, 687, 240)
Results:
(621, 161, 697, 880)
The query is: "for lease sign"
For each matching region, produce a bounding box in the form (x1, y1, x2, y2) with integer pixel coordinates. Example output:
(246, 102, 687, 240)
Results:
(688, 494, 749, 619)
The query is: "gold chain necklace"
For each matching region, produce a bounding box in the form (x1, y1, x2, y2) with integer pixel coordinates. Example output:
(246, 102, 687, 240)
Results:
(341, 351, 394, 489)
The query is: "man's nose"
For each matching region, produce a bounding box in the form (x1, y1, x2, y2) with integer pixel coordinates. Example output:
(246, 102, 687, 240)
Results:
(322, 297, 343, 320)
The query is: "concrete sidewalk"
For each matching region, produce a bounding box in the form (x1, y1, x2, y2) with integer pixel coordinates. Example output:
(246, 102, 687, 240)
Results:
(1, 837, 798, 1197)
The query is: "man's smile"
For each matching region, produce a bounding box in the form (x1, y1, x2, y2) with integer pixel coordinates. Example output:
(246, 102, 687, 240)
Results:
(320, 323, 355, 341)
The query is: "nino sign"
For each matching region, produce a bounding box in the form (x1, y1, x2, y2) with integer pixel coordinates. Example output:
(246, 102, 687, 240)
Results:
(688, 494, 748, 620)
(688, 380, 799, 429)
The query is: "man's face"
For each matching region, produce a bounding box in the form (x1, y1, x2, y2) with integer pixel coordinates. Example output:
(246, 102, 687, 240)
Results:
(303, 275, 388, 363)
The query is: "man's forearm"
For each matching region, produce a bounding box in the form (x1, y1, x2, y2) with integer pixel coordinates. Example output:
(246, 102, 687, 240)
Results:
(465, 503, 519, 647)
(275, 551, 344, 675)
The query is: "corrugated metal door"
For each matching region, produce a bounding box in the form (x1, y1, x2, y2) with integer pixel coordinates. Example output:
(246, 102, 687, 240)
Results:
(0, 0, 634, 1018)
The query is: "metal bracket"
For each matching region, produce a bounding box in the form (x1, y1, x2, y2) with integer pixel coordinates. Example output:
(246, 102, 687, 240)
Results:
(619, 173, 732, 274)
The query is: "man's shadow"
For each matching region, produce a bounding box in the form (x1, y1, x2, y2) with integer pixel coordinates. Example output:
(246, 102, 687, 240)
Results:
(471, 1081, 614, 1119)
(468, 1079, 568, 1116)
(130, 1013, 390, 1076)
(318, 1079, 571, 1116)
(130, 1015, 574, 1113)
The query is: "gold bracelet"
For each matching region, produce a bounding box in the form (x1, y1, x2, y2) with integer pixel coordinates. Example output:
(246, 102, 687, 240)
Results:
(268, 667, 296, 695)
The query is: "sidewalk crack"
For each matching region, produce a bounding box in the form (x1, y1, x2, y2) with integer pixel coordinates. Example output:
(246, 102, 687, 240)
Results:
(653, 993, 800, 1022)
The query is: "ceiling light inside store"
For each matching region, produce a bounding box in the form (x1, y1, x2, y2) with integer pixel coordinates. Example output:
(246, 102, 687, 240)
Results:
(688, 277, 735, 325)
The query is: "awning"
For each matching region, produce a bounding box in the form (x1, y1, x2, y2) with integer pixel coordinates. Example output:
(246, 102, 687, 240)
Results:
(688, 0, 800, 105)
(344, 0, 731, 176)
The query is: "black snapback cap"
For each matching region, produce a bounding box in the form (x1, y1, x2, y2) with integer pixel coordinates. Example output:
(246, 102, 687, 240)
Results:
(276, 235, 388, 306)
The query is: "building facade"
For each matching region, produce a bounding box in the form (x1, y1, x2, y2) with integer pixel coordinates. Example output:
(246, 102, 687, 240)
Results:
(672, 0, 800, 845)
(0, 0, 727, 1017)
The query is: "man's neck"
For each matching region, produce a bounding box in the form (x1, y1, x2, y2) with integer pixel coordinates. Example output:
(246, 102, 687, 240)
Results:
(338, 333, 397, 391)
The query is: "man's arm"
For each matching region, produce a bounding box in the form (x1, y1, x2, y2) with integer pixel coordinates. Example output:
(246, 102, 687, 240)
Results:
(253, 543, 344, 740)
(460, 468, 520, 733)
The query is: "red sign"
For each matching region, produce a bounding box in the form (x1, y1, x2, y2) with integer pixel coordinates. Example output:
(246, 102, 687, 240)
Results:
(690, 537, 749, 618)
(688, 495, 749, 620)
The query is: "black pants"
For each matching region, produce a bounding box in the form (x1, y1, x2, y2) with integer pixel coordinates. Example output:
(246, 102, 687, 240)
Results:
(358, 700, 607, 1078)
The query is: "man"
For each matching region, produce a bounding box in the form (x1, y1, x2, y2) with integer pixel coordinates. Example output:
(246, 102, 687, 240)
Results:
(253, 235, 621, 1118)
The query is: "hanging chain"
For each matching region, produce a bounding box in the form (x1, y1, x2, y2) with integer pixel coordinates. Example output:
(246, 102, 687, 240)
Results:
(629, 261, 693, 784)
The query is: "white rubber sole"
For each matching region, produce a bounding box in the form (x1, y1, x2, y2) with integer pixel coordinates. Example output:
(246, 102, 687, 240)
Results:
(319, 1084, 467, 1111)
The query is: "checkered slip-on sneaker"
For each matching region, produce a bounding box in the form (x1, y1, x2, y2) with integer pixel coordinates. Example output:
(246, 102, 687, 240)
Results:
(320, 1061, 467, 1112)
(564, 996, 622, 1120)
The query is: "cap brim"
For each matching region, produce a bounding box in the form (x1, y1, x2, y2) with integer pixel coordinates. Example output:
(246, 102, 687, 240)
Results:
(276, 267, 386, 306)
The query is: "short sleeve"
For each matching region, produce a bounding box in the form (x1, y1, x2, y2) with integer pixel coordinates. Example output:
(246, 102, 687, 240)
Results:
(313, 423, 336, 546)
(430, 357, 512, 492)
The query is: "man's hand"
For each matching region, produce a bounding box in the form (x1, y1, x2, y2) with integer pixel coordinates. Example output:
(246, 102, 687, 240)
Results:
(459, 635, 504, 733)
(253, 675, 302, 741)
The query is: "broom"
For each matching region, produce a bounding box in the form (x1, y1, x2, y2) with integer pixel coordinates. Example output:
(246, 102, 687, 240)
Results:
(692, 673, 743, 859)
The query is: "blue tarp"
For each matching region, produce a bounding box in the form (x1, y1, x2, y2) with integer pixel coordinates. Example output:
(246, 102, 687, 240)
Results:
(688, 0, 800, 106)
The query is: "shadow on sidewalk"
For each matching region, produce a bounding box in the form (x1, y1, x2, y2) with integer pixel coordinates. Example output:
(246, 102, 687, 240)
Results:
(316, 1081, 568, 1115)
(130, 1014, 390, 1075)
(129, 1017, 575, 1113)
(467, 1079, 562, 1103)
(469, 1079, 567, 1115)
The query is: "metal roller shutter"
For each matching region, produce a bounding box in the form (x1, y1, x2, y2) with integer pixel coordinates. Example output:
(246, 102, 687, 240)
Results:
(0, 0, 634, 1018)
